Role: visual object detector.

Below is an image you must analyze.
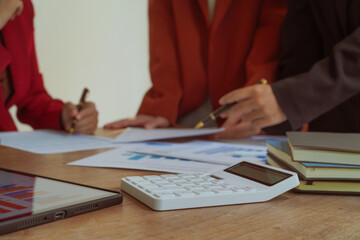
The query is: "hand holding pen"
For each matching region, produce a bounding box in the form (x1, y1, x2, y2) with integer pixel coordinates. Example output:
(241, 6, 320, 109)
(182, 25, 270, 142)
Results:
(210, 78, 287, 139)
(61, 88, 99, 135)
(195, 79, 268, 129)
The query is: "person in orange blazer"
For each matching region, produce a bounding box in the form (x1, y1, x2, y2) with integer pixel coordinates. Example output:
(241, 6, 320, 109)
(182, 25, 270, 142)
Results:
(105, 0, 287, 135)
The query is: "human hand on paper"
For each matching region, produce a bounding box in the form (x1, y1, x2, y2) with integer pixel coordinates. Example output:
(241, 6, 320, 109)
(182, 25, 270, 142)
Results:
(0, 0, 23, 30)
(213, 84, 286, 139)
(104, 114, 170, 130)
(61, 102, 98, 134)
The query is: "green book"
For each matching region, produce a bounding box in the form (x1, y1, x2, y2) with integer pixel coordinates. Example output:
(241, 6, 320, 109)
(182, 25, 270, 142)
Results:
(267, 155, 360, 195)
(267, 140, 360, 180)
(286, 132, 360, 165)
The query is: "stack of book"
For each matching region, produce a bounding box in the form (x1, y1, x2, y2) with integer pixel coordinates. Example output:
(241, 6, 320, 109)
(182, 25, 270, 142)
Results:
(267, 132, 360, 195)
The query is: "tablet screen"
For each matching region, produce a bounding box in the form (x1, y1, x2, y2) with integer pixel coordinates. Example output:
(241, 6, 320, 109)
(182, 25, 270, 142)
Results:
(0, 169, 120, 222)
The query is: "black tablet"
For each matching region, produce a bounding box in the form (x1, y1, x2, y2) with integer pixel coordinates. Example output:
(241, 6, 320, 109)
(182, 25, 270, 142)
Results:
(0, 168, 122, 235)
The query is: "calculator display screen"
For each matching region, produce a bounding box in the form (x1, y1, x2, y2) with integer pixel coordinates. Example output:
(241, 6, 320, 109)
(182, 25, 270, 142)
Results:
(224, 162, 292, 186)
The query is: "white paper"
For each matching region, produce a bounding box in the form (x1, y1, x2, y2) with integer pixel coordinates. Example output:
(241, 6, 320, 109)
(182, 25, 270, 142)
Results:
(0, 130, 122, 154)
(132, 140, 268, 165)
(68, 148, 226, 174)
(114, 127, 223, 143)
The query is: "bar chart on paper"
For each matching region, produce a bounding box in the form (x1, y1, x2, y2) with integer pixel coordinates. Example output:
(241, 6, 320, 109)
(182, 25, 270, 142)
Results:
(132, 141, 268, 165)
(68, 147, 226, 174)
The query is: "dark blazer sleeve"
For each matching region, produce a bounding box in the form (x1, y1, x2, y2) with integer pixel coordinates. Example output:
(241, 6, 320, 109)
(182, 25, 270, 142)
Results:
(266, 0, 360, 133)
(271, 27, 360, 132)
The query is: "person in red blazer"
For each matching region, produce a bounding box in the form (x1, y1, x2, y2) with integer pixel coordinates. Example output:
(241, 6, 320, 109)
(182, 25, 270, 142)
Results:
(0, 0, 98, 134)
(105, 0, 286, 133)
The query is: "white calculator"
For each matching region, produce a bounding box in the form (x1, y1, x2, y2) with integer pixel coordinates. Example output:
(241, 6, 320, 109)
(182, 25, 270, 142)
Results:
(121, 161, 299, 211)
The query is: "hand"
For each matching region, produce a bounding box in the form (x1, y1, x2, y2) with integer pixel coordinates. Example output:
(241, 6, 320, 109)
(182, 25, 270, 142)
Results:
(61, 101, 98, 135)
(213, 84, 286, 139)
(0, 0, 23, 30)
(104, 114, 170, 129)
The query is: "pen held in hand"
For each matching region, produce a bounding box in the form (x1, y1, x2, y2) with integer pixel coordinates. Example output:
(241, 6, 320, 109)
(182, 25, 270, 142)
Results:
(194, 79, 267, 129)
(69, 88, 89, 134)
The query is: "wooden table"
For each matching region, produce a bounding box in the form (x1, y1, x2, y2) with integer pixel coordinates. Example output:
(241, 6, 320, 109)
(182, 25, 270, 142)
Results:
(1, 129, 360, 240)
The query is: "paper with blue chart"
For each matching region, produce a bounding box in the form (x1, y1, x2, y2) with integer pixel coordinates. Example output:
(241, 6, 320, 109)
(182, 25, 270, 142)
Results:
(131, 140, 268, 165)
(0, 130, 122, 154)
(68, 146, 226, 174)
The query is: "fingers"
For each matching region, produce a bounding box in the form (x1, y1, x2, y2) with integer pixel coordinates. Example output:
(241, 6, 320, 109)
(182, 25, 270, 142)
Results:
(219, 85, 254, 105)
(144, 116, 170, 129)
(61, 102, 78, 131)
(61, 101, 98, 134)
(104, 115, 155, 129)
(76, 102, 97, 120)
(104, 115, 170, 130)
(73, 102, 98, 134)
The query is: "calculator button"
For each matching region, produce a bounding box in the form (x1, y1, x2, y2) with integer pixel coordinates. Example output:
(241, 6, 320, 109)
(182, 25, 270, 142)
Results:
(193, 180, 209, 185)
(184, 185, 205, 191)
(174, 191, 196, 197)
(150, 180, 168, 185)
(133, 181, 150, 186)
(171, 180, 188, 184)
(138, 184, 158, 189)
(158, 186, 185, 191)
(160, 175, 179, 179)
(157, 183, 178, 188)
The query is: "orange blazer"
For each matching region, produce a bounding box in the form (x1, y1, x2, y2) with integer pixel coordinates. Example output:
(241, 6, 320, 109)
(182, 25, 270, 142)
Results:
(138, 0, 287, 125)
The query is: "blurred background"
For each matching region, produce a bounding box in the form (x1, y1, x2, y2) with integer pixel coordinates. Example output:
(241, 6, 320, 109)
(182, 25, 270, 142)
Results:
(11, 0, 151, 130)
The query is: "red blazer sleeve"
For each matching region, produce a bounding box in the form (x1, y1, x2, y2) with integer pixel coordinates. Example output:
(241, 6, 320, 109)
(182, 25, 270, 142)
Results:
(244, 0, 287, 86)
(137, 0, 182, 126)
(15, 1, 64, 130)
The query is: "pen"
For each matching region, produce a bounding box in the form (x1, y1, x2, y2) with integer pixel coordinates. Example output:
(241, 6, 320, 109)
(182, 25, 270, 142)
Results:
(194, 79, 268, 129)
(69, 88, 89, 134)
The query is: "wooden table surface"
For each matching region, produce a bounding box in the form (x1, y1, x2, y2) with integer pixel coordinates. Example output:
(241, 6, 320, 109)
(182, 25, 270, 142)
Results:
(1, 129, 360, 240)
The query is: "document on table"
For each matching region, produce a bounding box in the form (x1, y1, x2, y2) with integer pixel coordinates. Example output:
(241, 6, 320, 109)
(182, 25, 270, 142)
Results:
(0, 130, 122, 154)
(132, 140, 268, 165)
(68, 147, 227, 174)
(114, 127, 223, 143)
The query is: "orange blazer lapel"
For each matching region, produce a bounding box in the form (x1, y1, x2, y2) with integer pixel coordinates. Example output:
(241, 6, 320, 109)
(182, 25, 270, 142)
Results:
(212, 0, 233, 33)
(197, 0, 210, 28)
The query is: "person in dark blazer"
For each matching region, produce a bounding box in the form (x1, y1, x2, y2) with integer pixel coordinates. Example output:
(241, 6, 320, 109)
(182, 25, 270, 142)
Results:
(215, 0, 360, 138)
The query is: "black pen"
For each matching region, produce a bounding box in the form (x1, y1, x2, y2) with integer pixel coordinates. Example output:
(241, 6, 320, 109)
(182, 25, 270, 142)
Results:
(194, 79, 268, 129)
(69, 88, 89, 134)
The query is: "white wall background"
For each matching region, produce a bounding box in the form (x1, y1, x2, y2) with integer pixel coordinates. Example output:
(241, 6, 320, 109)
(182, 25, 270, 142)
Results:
(12, 0, 151, 130)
